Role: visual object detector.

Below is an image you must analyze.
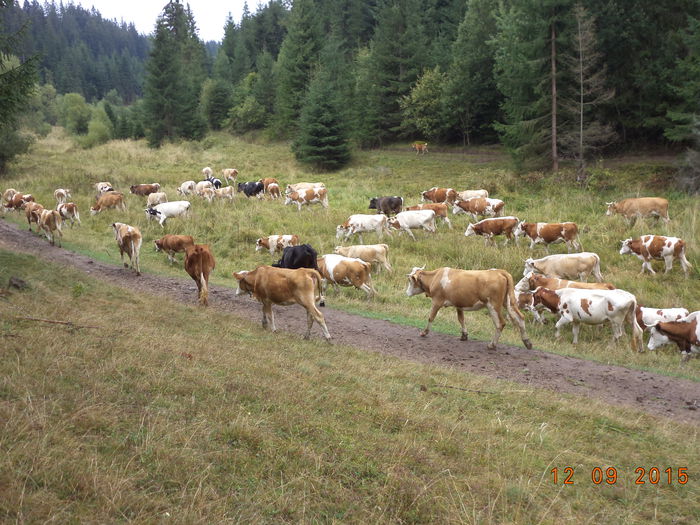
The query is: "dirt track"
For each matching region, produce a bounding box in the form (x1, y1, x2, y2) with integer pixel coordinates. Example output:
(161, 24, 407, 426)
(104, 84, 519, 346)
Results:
(1, 218, 698, 424)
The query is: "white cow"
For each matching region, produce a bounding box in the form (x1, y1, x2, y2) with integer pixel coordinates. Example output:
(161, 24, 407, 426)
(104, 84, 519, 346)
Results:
(524, 252, 604, 282)
(144, 200, 191, 227)
(336, 214, 391, 243)
(456, 189, 489, 200)
(637, 306, 690, 330)
(177, 180, 196, 196)
(389, 210, 436, 240)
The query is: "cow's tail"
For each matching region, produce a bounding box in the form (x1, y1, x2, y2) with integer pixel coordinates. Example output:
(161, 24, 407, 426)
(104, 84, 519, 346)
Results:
(502, 270, 533, 349)
(679, 242, 693, 273)
(311, 269, 325, 307)
(592, 255, 604, 282)
(627, 298, 644, 352)
(200, 270, 208, 306)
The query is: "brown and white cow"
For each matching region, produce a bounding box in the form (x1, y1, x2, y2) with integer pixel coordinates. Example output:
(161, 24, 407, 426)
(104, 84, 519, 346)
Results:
(94, 182, 114, 196)
(636, 306, 689, 331)
(606, 197, 670, 224)
(258, 177, 279, 193)
(421, 187, 457, 204)
(524, 252, 604, 282)
(464, 216, 519, 246)
(154, 234, 195, 263)
(56, 202, 81, 227)
(222, 168, 239, 184)
(389, 210, 436, 240)
(619, 235, 692, 277)
(284, 187, 328, 211)
(267, 183, 281, 199)
(412, 142, 428, 155)
(25, 202, 45, 231)
(214, 186, 236, 200)
(184, 244, 216, 306)
(648, 312, 700, 361)
(334, 244, 392, 273)
(130, 183, 161, 196)
(525, 272, 615, 292)
(318, 254, 377, 298)
(4, 192, 34, 211)
(2, 188, 18, 206)
(53, 188, 71, 205)
(406, 266, 532, 349)
(112, 222, 142, 275)
(405, 202, 452, 229)
(515, 221, 582, 252)
(452, 197, 505, 221)
(38, 209, 63, 246)
(285, 182, 326, 195)
(256, 235, 300, 256)
(91, 192, 126, 214)
(234, 266, 331, 340)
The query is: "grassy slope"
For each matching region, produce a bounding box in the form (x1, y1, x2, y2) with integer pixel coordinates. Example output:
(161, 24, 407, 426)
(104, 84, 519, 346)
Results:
(1, 129, 699, 384)
(0, 249, 698, 523)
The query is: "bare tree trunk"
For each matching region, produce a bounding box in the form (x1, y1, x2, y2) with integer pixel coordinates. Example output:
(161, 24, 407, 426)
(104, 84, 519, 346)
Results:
(577, 14, 584, 177)
(551, 23, 559, 172)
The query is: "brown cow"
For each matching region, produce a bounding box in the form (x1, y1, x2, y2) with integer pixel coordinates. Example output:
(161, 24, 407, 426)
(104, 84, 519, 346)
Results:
(405, 202, 452, 228)
(515, 221, 582, 252)
(38, 209, 63, 246)
(452, 197, 505, 221)
(112, 222, 142, 275)
(184, 244, 216, 306)
(91, 192, 126, 214)
(4, 193, 34, 211)
(233, 266, 331, 340)
(25, 202, 44, 231)
(406, 266, 532, 349)
(619, 235, 692, 277)
(606, 197, 670, 224)
(154, 234, 195, 263)
(464, 217, 519, 246)
(267, 183, 281, 199)
(421, 187, 457, 204)
(317, 254, 376, 298)
(129, 183, 161, 196)
(56, 203, 81, 227)
(412, 142, 428, 155)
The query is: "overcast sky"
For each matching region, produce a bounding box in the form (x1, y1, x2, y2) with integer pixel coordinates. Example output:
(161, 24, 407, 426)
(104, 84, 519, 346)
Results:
(78, 1, 249, 42)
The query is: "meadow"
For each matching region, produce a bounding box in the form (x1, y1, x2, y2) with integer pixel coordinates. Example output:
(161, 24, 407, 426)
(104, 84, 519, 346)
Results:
(2, 128, 698, 380)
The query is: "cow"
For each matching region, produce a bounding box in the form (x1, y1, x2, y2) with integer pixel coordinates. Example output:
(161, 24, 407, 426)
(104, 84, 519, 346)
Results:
(54, 188, 71, 204)
(38, 209, 63, 246)
(412, 142, 428, 155)
(200, 187, 215, 202)
(647, 312, 700, 361)
(4, 193, 34, 211)
(522, 272, 615, 292)
(238, 181, 265, 198)
(405, 202, 452, 228)
(619, 235, 692, 277)
(94, 182, 113, 196)
(233, 266, 330, 340)
(389, 210, 436, 240)
(524, 252, 604, 282)
(334, 244, 392, 273)
(202, 166, 213, 178)
(2, 188, 17, 205)
(369, 196, 403, 216)
(56, 202, 81, 227)
(195, 180, 214, 195)
(177, 180, 196, 196)
(144, 201, 191, 227)
(184, 244, 216, 306)
(90, 192, 126, 215)
(25, 202, 44, 231)
(532, 287, 643, 351)
(636, 306, 690, 331)
(258, 177, 279, 193)
(112, 222, 142, 275)
(214, 186, 235, 200)
(222, 168, 238, 184)
(336, 214, 391, 243)
(146, 192, 168, 208)
(456, 189, 489, 200)
(317, 254, 376, 298)
(154, 234, 195, 263)
(256, 234, 300, 256)
(452, 197, 505, 221)
(129, 183, 161, 196)
(205, 176, 223, 189)
(606, 197, 670, 224)
(464, 217, 519, 246)
(284, 187, 328, 211)
(406, 266, 533, 349)
(515, 221, 582, 252)
(285, 182, 326, 195)
(272, 244, 319, 271)
(267, 183, 281, 199)
(421, 187, 457, 204)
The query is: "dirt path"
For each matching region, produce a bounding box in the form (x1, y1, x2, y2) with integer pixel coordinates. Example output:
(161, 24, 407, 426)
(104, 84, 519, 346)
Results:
(1, 218, 698, 424)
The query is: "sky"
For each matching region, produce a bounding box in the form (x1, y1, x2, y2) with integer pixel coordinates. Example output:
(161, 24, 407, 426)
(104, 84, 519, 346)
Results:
(78, 1, 249, 42)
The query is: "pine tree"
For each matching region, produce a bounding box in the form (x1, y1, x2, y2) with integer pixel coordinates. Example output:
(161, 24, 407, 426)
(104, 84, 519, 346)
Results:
(665, 16, 700, 142)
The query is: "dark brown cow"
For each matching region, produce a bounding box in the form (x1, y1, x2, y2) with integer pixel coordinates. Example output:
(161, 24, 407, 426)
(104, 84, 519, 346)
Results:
(129, 183, 161, 196)
(154, 234, 195, 263)
(184, 244, 216, 306)
(91, 192, 126, 214)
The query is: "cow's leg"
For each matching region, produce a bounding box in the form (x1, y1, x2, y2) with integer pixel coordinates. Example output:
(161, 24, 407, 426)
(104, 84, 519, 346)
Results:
(406, 228, 416, 241)
(529, 239, 536, 250)
(663, 255, 674, 274)
(554, 316, 570, 339)
(505, 300, 533, 349)
(642, 261, 655, 275)
(571, 322, 580, 344)
(444, 216, 452, 229)
(485, 302, 505, 349)
(456, 309, 468, 341)
(420, 302, 442, 337)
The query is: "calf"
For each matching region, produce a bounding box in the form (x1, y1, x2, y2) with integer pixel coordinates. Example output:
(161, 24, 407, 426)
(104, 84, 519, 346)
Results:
(619, 235, 692, 277)
(54, 188, 71, 204)
(238, 181, 265, 198)
(222, 168, 238, 184)
(234, 266, 330, 340)
(336, 214, 391, 243)
(200, 187, 215, 202)
(405, 203, 451, 228)
(606, 197, 670, 224)
(154, 234, 195, 263)
(334, 244, 392, 273)
(636, 306, 689, 331)
(56, 202, 81, 227)
(184, 244, 216, 306)
(130, 183, 161, 196)
(38, 209, 63, 246)
(524, 252, 604, 282)
(146, 192, 168, 208)
(452, 197, 505, 221)
(406, 266, 532, 349)
(25, 202, 45, 231)
(112, 222, 142, 275)
(177, 180, 196, 196)
(144, 200, 191, 227)
(465, 216, 519, 246)
(272, 244, 319, 272)
(267, 183, 281, 199)
(256, 234, 300, 256)
(90, 192, 126, 215)
(195, 180, 213, 195)
(515, 221, 582, 252)
(284, 187, 329, 211)
(214, 186, 235, 200)
(647, 312, 700, 361)
(389, 210, 436, 240)
(533, 287, 643, 351)
(318, 254, 376, 298)
(421, 186, 457, 204)
(369, 196, 403, 216)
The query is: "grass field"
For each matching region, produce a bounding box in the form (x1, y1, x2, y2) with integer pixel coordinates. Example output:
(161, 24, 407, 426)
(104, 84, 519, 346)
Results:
(1, 249, 698, 523)
(1, 128, 698, 384)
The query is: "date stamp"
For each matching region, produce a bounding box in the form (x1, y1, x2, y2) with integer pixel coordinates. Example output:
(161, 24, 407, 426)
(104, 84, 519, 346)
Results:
(551, 467, 689, 485)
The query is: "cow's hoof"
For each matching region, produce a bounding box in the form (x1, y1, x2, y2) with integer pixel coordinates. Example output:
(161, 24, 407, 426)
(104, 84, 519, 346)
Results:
(123, 263, 129, 268)
(460, 334, 469, 341)
(319, 301, 325, 307)
(486, 343, 496, 350)
(524, 339, 533, 350)
(419, 331, 428, 337)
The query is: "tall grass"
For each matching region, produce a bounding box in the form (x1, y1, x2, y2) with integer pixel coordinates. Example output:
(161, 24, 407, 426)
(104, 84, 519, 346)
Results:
(2, 127, 699, 380)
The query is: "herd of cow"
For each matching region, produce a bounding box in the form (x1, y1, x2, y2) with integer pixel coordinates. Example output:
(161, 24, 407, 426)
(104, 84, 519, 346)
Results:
(2, 168, 698, 361)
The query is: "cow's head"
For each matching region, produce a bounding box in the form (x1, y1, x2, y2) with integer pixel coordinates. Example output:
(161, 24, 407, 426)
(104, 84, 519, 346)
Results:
(368, 197, 377, 209)
(605, 202, 617, 216)
(255, 238, 265, 251)
(532, 287, 560, 313)
(513, 221, 527, 238)
(237, 182, 244, 192)
(129, 185, 137, 193)
(144, 208, 159, 220)
(464, 223, 476, 237)
(619, 238, 633, 255)
(233, 270, 253, 296)
(647, 323, 671, 351)
(335, 225, 348, 239)
(154, 238, 163, 252)
(405, 266, 426, 296)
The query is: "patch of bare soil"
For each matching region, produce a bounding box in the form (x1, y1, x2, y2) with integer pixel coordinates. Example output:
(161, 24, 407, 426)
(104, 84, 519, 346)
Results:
(1, 218, 698, 424)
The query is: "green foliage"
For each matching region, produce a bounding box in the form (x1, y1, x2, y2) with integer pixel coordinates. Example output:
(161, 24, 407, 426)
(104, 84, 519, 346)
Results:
(78, 105, 114, 149)
(665, 16, 700, 142)
(400, 67, 449, 141)
(200, 78, 232, 131)
(58, 92, 91, 135)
